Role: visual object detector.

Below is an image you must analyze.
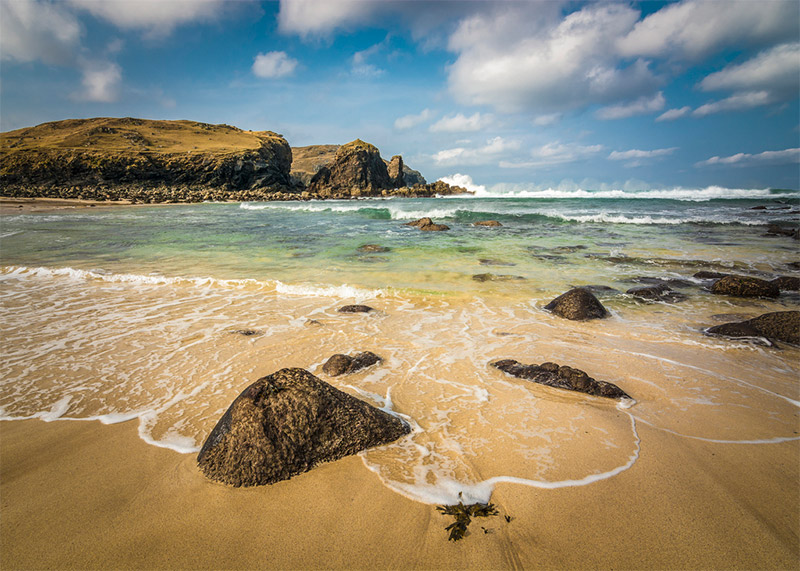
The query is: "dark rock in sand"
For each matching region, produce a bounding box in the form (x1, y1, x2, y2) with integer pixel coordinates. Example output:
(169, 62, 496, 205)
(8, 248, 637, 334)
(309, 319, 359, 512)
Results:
(322, 351, 382, 376)
(358, 244, 391, 253)
(694, 271, 730, 280)
(626, 284, 688, 303)
(490, 359, 630, 399)
(197, 368, 410, 487)
(231, 329, 263, 336)
(472, 273, 526, 282)
(544, 288, 609, 320)
(706, 311, 800, 345)
(771, 276, 800, 291)
(710, 275, 780, 298)
(473, 220, 502, 227)
(405, 217, 450, 231)
(338, 304, 374, 313)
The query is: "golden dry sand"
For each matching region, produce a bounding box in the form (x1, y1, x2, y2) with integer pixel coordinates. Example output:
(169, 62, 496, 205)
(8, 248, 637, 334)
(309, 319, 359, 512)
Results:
(1, 415, 797, 570)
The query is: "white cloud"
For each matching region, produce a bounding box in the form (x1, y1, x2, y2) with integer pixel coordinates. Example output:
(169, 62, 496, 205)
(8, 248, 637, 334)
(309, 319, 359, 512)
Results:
(77, 59, 122, 102)
(656, 106, 691, 122)
(500, 141, 604, 168)
(608, 148, 677, 161)
(700, 42, 800, 97)
(693, 91, 774, 117)
(394, 109, 434, 130)
(278, 0, 372, 38)
(68, 0, 226, 36)
(252, 51, 298, 79)
(446, 3, 659, 114)
(0, 0, 82, 65)
(696, 148, 800, 167)
(595, 92, 665, 120)
(617, 0, 798, 60)
(432, 136, 520, 166)
(533, 113, 561, 126)
(351, 40, 387, 77)
(429, 112, 494, 133)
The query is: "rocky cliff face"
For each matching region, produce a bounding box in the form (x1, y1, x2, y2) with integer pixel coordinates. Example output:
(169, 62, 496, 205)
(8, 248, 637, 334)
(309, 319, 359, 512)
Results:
(387, 155, 405, 188)
(1, 118, 293, 200)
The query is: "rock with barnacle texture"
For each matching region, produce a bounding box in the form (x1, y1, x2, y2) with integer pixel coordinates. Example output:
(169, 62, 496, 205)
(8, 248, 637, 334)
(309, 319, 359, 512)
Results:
(706, 311, 799, 345)
(544, 287, 609, 320)
(322, 351, 382, 376)
(338, 304, 374, 313)
(197, 368, 410, 487)
(710, 275, 780, 298)
(490, 359, 630, 399)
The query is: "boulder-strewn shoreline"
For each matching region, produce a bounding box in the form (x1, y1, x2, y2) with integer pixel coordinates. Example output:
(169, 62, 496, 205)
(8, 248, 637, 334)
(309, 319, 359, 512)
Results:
(0, 117, 470, 203)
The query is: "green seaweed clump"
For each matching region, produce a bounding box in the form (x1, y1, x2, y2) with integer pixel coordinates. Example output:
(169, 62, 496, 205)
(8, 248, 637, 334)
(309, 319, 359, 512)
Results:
(436, 497, 499, 541)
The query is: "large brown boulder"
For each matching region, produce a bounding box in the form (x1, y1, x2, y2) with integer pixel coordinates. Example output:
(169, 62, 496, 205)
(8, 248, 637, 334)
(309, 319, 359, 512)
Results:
(322, 351, 382, 376)
(490, 359, 629, 399)
(197, 368, 410, 487)
(710, 275, 780, 298)
(706, 311, 799, 345)
(544, 288, 609, 320)
(308, 139, 392, 196)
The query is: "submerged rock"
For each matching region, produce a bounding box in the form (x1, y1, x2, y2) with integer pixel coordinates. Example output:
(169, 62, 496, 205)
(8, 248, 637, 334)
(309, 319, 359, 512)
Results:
(357, 244, 390, 253)
(197, 368, 410, 487)
(626, 284, 687, 303)
(693, 271, 730, 280)
(771, 276, 800, 291)
(338, 304, 374, 313)
(706, 311, 800, 345)
(544, 288, 609, 320)
(472, 273, 526, 282)
(479, 258, 516, 267)
(490, 359, 630, 399)
(710, 275, 780, 298)
(473, 220, 502, 227)
(321, 351, 382, 376)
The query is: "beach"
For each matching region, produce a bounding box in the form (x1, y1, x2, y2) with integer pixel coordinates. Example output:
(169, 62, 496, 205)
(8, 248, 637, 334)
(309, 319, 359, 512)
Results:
(1, 191, 798, 568)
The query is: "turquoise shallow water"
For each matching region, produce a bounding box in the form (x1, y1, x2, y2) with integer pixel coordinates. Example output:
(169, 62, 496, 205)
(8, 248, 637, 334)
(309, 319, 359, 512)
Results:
(1, 188, 798, 504)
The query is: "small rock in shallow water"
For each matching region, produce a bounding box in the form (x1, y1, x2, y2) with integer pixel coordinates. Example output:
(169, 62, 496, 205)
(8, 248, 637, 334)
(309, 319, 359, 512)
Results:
(338, 304, 374, 313)
(358, 244, 390, 253)
(626, 285, 687, 303)
(321, 351, 382, 376)
(706, 311, 799, 345)
(404, 217, 449, 231)
(490, 359, 630, 399)
(473, 220, 502, 227)
(472, 273, 526, 282)
(710, 275, 780, 298)
(197, 368, 410, 487)
(544, 288, 609, 320)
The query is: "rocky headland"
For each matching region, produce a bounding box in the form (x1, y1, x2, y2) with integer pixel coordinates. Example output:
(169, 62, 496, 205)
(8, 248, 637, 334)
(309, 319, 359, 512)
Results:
(1, 117, 468, 203)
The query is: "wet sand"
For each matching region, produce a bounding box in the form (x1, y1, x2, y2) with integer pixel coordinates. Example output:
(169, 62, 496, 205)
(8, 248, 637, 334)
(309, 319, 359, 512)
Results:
(1, 416, 797, 570)
(0, 197, 134, 214)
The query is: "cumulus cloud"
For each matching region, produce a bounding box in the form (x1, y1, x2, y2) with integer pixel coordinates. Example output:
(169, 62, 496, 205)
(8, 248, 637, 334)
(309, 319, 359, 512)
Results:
(351, 41, 387, 77)
(500, 141, 604, 169)
(617, 0, 798, 60)
(595, 92, 665, 120)
(656, 106, 691, 122)
(446, 3, 659, 114)
(432, 136, 520, 166)
(700, 42, 800, 97)
(394, 108, 435, 130)
(693, 91, 774, 117)
(278, 0, 373, 38)
(429, 112, 494, 133)
(252, 51, 298, 79)
(0, 0, 82, 65)
(76, 59, 122, 102)
(68, 0, 227, 36)
(696, 147, 800, 167)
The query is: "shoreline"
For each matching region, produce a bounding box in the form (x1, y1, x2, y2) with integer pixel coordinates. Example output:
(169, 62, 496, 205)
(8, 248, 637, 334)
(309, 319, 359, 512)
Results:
(1, 417, 797, 569)
(0, 196, 135, 214)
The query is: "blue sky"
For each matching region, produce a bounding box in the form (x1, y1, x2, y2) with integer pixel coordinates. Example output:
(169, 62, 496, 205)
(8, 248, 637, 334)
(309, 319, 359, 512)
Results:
(1, 0, 799, 191)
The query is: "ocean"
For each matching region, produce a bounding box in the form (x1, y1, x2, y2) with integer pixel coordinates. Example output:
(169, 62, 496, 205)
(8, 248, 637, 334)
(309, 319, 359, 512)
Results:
(1, 187, 798, 504)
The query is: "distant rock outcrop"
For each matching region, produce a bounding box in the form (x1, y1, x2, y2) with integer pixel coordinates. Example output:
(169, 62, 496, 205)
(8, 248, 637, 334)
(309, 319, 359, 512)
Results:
(1, 118, 293, 202)
(544, 288, 609, 320)
(309, 139, 392, 197)
(387, 155, 405, 188)
(490, 359, 630, 399)
(197, 368, 410, 487)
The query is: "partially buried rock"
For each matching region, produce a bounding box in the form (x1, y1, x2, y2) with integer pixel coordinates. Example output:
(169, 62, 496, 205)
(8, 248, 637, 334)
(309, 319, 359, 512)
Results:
(694, 271, 730, 280)
(626, 284, 687, 303)
(710, 275, 780, 298)
(322, 351, 382, 376)
(338, 304, 374, 313)
(490, 359, 630, 399)
(473, 220, 502, 227)
(404, 217, 450, 231)
(197, 368, 410, 487)
(771, 276, 800, 291)
(706, 311, 800, 345)
(544, 287, 609, 320)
